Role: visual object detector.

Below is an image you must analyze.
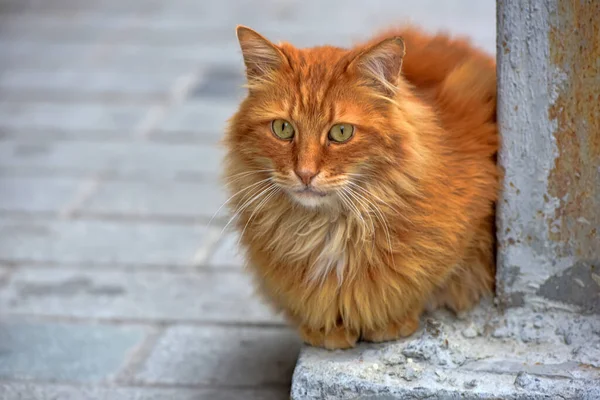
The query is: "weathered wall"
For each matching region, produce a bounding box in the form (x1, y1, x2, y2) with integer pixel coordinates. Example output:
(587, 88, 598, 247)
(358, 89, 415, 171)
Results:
(496, 0, 600, 313)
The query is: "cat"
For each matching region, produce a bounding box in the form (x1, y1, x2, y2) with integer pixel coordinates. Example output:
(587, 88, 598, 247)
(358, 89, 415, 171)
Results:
(223, 24, 499, 349)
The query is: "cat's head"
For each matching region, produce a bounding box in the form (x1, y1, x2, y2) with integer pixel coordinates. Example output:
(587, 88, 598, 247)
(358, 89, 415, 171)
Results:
(227, 26, 409, 209)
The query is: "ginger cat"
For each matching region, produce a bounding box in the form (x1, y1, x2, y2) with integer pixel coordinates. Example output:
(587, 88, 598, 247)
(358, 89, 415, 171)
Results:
(223, 25, 499, 349)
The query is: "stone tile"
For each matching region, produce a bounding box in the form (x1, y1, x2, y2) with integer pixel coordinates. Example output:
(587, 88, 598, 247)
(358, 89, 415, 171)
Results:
(0, 319, 146, 382)
(80, 54, 205, 75)
(208, 232, 246, 268)
(135, 325, 300, 386)
(0, 383, 289, 400)
(157, 100, 238, 142)
(80, 19, 350, 49)
(0, 14, 126, 42)
(2, 0, 168, 14)
(0, 40, 90, 71)
(0, 70, 180, 98)
(1, 0, 496, 52)
(0, 0, 29, 13)
(82, 180, 227, 220)
(188, 66, 245, 100)
(111, 0, 495, 51)
(1, 268, 281, 324)
(0, 23, 101, 44)
(0, 218, 207, 266)
(0, 177, 79, 213)
(0, 102, 148, 132)
(0, 140, 223, 179)
(77, 42, 241, 70)
(0, 266, 12, 282)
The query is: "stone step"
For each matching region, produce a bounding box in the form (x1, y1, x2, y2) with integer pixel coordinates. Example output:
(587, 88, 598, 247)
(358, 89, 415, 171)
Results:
(291, 302, 600, 399)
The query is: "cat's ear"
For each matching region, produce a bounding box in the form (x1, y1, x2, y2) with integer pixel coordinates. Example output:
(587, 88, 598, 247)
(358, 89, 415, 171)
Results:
(236, 26, 287, 82)
(350, 37, 405, 94)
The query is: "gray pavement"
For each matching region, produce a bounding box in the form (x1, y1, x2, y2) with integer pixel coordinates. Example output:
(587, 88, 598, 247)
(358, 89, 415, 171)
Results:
(0, 1, 495, 399)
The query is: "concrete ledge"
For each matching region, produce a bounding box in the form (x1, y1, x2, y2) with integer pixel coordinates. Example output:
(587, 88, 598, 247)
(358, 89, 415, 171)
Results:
(290, 301, 600, 399)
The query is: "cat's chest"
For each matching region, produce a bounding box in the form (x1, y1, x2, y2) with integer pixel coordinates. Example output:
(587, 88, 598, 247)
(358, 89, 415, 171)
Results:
(308, 230, 348, 282)
(267, 210, 362, 281)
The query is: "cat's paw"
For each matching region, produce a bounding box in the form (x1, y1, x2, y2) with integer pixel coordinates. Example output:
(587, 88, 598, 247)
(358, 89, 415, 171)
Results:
(361, 314, 420, 343)
(299, 324, 359, 350)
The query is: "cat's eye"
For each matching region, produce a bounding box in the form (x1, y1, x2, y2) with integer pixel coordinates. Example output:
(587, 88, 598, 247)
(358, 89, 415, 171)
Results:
(271, 119, 295, 140)
(328, 124, 354, 143)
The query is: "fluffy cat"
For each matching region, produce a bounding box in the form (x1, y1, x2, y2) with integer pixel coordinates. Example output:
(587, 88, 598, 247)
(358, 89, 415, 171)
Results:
(223, 24, 499, 349)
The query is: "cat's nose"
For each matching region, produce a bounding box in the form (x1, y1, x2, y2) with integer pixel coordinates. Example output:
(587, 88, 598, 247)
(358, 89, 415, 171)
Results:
(295, 168, 318, 185)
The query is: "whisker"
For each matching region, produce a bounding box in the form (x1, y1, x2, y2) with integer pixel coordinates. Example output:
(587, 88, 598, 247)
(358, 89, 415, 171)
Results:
(206, 176, 273, 230)
(346, 186, 396, 268)
(219, 180, 274, 237)
(341, 188, 375, 258)
(342, 187, 375, 235)
(237, 185, 280, 246)
(224, 169, 274, 186)
(347, 180, 401, 214)
(338, 189, 365, 226)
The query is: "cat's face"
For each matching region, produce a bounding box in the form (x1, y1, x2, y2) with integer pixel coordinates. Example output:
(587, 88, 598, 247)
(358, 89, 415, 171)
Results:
(229, 27, 406, 208)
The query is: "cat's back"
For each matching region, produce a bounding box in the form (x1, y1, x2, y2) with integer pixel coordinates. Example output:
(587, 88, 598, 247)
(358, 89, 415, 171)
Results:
(373, 26, 497, 156)
(372, 26, 495, 91)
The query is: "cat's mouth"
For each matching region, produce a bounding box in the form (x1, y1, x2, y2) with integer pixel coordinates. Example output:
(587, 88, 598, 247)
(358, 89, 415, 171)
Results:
(293, 187, 329, 198)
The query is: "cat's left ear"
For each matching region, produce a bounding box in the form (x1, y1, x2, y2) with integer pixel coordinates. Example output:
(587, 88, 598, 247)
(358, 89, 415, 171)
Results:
(236, 25, 288, 83)
(349, 37, 405, 94)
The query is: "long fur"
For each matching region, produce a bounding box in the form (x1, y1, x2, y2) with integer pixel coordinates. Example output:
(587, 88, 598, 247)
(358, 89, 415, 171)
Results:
(223, 25, 499, 349)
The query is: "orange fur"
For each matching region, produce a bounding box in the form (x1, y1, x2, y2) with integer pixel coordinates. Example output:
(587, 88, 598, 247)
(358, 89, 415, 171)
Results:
(223, 25, 499, 349)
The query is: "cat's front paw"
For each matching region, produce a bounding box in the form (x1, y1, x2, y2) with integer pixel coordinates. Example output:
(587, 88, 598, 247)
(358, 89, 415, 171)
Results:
(361, 313, 420, 343)
(299, 324, 359, 350)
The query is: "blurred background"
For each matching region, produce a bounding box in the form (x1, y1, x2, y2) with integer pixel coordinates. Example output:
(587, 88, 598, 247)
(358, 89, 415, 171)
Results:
(0, 1, 494, 399)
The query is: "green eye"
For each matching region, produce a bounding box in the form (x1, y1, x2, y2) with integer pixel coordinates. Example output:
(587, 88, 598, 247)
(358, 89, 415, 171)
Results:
(328, 123, 354, 143)
(271, 119, 295, 140)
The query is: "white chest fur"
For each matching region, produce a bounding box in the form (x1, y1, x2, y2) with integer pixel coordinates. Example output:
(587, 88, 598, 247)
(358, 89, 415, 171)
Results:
(307, 228, 348, 284)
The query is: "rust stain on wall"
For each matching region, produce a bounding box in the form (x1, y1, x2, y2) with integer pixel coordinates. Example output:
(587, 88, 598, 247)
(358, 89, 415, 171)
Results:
(547, 1, 600, 259)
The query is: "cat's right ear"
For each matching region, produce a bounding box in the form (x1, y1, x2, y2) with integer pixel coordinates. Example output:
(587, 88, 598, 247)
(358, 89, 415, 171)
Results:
(236, 26, 287, 83)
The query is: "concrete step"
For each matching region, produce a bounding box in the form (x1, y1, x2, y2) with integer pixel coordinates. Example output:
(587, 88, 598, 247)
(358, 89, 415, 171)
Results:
(291, 301, 600, 399)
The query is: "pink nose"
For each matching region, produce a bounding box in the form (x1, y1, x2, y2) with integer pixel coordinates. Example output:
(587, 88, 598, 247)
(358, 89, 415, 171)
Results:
(295, 168, 317, 185)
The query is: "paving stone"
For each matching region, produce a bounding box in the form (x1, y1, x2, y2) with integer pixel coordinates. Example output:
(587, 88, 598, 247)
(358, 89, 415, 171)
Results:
(266, 0, 495, 50)
(0, 12, 130, 32)
(0, 1, 496, 52)
(2, 0, 166, 14)
(0, 40, 90, 71)
(0, 177, 79, 213)
(110, 0, 495, 52)
(85, 42, 241, 69)
(1, 268, 281, 324)
(157, 100, 238, 141)
(0, 140, 223, 179)
(0, 129, 126, 142)
(0, 218, 207, 266)
(88, 19, 351, 49)
(79, 54, 207, 75)
(0, 319, 146, 382)
(0, 102, 148, 132)
(0, 266, 11, 282)
(82, 180, 227, 220)
(0, 15, 113, 42)
(208, 232, 246, 268)
(189, 67, 245, 100)
(0, 383, 288, 400)
(0, 70, 181, 99)
(135, 325, 300, 386)
(0, 0, 28, 13)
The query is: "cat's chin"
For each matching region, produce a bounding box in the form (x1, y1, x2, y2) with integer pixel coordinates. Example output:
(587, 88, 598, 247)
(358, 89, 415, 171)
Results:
(288, 190, 332, 209)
